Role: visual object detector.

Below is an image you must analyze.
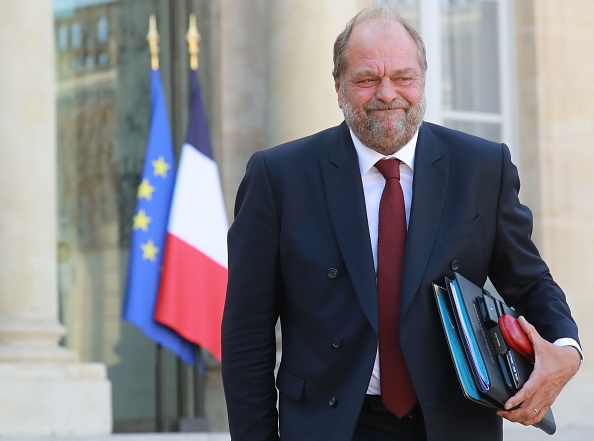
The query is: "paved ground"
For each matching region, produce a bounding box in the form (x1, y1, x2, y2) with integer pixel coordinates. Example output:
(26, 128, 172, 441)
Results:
(4, 371, 592, 440)
(505, 425, 594, 441)
(3, 427, 594, 441)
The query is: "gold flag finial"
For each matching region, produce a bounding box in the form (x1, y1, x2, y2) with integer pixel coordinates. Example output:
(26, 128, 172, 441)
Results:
(186, 14, 201, 70)
(147, 15, 160, 70)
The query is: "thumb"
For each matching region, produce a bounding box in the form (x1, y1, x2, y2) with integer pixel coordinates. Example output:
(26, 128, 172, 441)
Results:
(518, 315, 544, 358)
(518, 315, 536, 342)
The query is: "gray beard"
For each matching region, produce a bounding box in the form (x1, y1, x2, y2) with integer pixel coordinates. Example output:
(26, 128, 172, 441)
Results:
(341, 89, 426, 155)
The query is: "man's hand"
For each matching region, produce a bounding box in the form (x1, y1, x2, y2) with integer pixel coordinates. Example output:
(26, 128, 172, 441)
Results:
(496, 316, 581, 426)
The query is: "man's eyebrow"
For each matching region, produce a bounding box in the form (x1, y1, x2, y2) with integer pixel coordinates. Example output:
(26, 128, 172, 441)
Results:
(352, 67, 420, 77)
(352, 69, 378, 77)
(388, 67, 419, 76)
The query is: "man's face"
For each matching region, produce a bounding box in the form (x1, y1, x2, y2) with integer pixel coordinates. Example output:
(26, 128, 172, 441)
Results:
(335, 20, 426, 155)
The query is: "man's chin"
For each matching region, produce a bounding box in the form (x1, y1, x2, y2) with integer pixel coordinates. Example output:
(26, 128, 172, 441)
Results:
(367, 120, 406, 137)
(359, 124, 418, 153)
(367, 110, 405, 124)
(368, 113, 408, 130)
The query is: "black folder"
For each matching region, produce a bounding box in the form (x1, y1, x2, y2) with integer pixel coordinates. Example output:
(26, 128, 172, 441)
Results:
(433, 272, 556, 435)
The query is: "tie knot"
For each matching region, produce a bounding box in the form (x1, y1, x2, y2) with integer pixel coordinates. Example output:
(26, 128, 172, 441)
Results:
(375, 159, 401, 180)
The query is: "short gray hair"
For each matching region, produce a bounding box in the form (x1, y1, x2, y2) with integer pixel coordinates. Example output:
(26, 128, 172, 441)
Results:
(332, 5, 427, 80)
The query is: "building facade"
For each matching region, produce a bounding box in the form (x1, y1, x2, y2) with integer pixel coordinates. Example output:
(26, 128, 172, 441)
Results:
(0, 0, 592, 436)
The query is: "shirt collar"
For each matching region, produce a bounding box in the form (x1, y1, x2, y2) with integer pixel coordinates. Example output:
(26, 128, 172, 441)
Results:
(350, 128, 418, 177)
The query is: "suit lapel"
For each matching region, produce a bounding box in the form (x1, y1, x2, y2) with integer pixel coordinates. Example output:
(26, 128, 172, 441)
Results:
(400, 122, 449, 317)
(320, 123, 379, 333)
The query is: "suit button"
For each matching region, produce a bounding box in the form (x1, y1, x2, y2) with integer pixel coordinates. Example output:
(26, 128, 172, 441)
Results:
(331, 338, 341, 349)
(450, 260, 460, 271)
(329, 396, 337, 407)
(327, 268, 338, 279)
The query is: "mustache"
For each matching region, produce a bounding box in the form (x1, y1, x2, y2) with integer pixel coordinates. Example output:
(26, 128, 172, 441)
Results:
(363, 99, 411, 112)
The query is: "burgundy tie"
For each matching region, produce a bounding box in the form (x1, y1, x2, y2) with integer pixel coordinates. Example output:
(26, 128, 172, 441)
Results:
(374, 159, 417, 418)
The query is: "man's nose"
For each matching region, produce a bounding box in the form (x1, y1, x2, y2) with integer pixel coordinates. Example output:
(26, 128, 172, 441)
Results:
(375, 77, 399, 103)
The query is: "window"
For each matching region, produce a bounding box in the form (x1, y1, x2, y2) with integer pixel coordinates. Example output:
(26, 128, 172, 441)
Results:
(376, 0, 516, 150)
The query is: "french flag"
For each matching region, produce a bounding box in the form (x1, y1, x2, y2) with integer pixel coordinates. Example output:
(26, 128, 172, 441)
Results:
(155, 68, 228, 362)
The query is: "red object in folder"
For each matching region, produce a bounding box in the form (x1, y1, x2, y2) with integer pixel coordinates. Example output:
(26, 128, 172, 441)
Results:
(498, 314, 535, 362)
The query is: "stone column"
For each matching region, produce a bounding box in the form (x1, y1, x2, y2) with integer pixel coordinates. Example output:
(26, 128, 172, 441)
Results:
(0, 1, 111, 436)
(514, 0, 594, 430)
(267, 0, 370, 146)
(218, 0, 270, 218)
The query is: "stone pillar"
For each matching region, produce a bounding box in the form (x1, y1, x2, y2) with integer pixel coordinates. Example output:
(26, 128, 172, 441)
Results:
(218, 0, 270, 218)
(0, 1, 111, 436)
(267, 0, 370, 146)
(514, 0, 594, 429)
(515, 0, 594, 351)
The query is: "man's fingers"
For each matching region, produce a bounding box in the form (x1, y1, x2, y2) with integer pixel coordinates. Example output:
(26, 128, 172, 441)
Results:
(498, 404, 548, 426)
(504, 392, 523, 411)
(498, 318, 578, 430)
(504, 372, 539, 410)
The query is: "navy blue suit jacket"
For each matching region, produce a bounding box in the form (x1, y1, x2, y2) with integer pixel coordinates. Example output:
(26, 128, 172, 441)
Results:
(222, 121, 579, 441)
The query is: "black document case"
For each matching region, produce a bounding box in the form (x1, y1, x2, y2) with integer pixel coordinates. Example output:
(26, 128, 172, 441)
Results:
(433, 272, 556, 435)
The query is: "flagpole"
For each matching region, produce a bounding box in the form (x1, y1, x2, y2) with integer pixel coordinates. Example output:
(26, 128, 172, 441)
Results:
(194, 348, 206, 417)
(176, 14, 209, 432)
(186, 13, 207, 423)
(147, 15, 160, 71)
(155, 344, 164, 432)
(187, 14, 200, 71)
(147, 15, 164, 432)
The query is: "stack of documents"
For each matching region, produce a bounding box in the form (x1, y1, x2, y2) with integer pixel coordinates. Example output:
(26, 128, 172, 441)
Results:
(433, 273, 556, 435)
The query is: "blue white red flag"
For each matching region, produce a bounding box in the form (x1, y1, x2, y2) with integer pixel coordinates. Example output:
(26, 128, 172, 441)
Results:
(155, 68, 228, 361)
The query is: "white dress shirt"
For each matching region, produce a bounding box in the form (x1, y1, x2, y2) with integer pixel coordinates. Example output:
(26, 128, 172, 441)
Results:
(350, 128, 417, 395)
(348, 129, 582, 395)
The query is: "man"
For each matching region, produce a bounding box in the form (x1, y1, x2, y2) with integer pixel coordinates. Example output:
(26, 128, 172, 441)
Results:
(222, 5, 582, 441)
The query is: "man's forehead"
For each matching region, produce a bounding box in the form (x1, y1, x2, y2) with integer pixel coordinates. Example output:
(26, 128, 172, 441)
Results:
(350, 19, 410, 43)
(345, 21, 420, 72)
(348, 20, 415, 54)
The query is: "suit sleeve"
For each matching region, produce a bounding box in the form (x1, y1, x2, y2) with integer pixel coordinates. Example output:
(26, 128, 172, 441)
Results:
(488, 144, 580, 345)
(222, 151, 281, 441)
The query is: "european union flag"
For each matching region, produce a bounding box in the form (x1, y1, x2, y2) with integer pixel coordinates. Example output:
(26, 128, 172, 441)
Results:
(122, 68, 196, 365)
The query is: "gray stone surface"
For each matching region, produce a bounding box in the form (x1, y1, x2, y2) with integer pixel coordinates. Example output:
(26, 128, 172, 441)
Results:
(505, 426, 594, 441)
(30, 372, 584, 441)
(3, 428, 594, 441)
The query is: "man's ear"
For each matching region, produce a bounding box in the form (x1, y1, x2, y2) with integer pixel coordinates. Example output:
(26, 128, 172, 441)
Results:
(334, 77, 343, 109)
